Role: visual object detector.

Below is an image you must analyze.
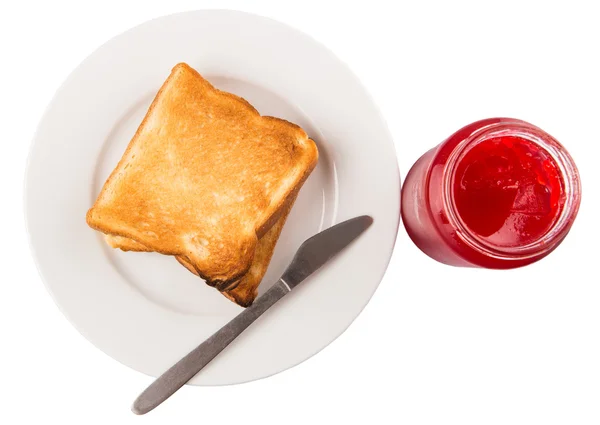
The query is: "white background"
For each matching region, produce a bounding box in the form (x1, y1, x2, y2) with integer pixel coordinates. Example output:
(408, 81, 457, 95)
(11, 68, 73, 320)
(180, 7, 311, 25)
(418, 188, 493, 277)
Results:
(2, 0, 599, 423)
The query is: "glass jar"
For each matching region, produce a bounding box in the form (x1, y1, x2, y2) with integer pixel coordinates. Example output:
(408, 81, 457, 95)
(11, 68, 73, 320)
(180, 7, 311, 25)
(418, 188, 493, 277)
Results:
(401, 118, 581, 269)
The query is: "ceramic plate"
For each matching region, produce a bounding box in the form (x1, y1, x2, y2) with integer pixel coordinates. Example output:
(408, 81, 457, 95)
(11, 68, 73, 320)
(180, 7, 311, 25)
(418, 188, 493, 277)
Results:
(25, 10, 399, 385)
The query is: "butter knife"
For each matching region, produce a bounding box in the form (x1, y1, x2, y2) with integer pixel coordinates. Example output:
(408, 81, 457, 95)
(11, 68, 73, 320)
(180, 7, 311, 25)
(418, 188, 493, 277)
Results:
(132, 215, 373, 415)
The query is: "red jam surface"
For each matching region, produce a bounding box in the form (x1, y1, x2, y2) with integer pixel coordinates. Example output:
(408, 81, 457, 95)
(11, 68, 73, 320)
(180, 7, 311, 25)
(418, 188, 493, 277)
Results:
(452, 136, 565, 248)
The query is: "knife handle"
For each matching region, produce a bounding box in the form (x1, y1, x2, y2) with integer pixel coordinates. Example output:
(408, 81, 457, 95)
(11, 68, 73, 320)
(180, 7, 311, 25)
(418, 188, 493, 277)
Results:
(132, 280, 290, 415)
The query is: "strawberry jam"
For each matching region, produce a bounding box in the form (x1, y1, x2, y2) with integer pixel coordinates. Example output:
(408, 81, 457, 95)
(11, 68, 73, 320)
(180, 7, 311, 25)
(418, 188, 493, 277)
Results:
(453, 136, 564, 248)
(401, 118, 581, 269)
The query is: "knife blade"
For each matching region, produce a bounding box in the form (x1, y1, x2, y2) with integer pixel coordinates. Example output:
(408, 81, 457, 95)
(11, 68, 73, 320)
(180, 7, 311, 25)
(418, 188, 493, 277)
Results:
(132, 215, 373, 415)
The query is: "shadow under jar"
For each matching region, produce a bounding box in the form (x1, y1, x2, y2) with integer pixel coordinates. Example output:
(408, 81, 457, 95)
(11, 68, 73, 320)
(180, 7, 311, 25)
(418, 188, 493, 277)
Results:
(401, 118, 581, 269)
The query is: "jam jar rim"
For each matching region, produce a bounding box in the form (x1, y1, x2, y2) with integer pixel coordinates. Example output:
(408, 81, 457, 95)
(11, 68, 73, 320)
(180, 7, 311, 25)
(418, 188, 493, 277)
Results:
(433, 119, 582, 261)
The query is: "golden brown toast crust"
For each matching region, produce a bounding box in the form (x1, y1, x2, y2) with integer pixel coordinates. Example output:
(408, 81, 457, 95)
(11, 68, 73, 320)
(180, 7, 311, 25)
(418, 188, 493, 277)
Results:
(87, 63, 318, 286)
(105, 235, 147, 251)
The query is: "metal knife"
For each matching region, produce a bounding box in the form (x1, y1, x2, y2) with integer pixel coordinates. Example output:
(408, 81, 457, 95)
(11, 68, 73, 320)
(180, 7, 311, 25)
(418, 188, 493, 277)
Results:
(132, 215, 373, 415)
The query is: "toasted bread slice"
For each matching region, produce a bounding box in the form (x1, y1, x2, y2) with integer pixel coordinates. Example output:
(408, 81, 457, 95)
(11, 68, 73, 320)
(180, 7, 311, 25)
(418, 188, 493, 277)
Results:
(87, 63, 318, 287)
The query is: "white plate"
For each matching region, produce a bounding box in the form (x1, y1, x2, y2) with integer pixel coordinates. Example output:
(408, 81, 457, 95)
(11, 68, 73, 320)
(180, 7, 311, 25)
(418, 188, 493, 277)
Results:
(25, 10, 399, 385)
